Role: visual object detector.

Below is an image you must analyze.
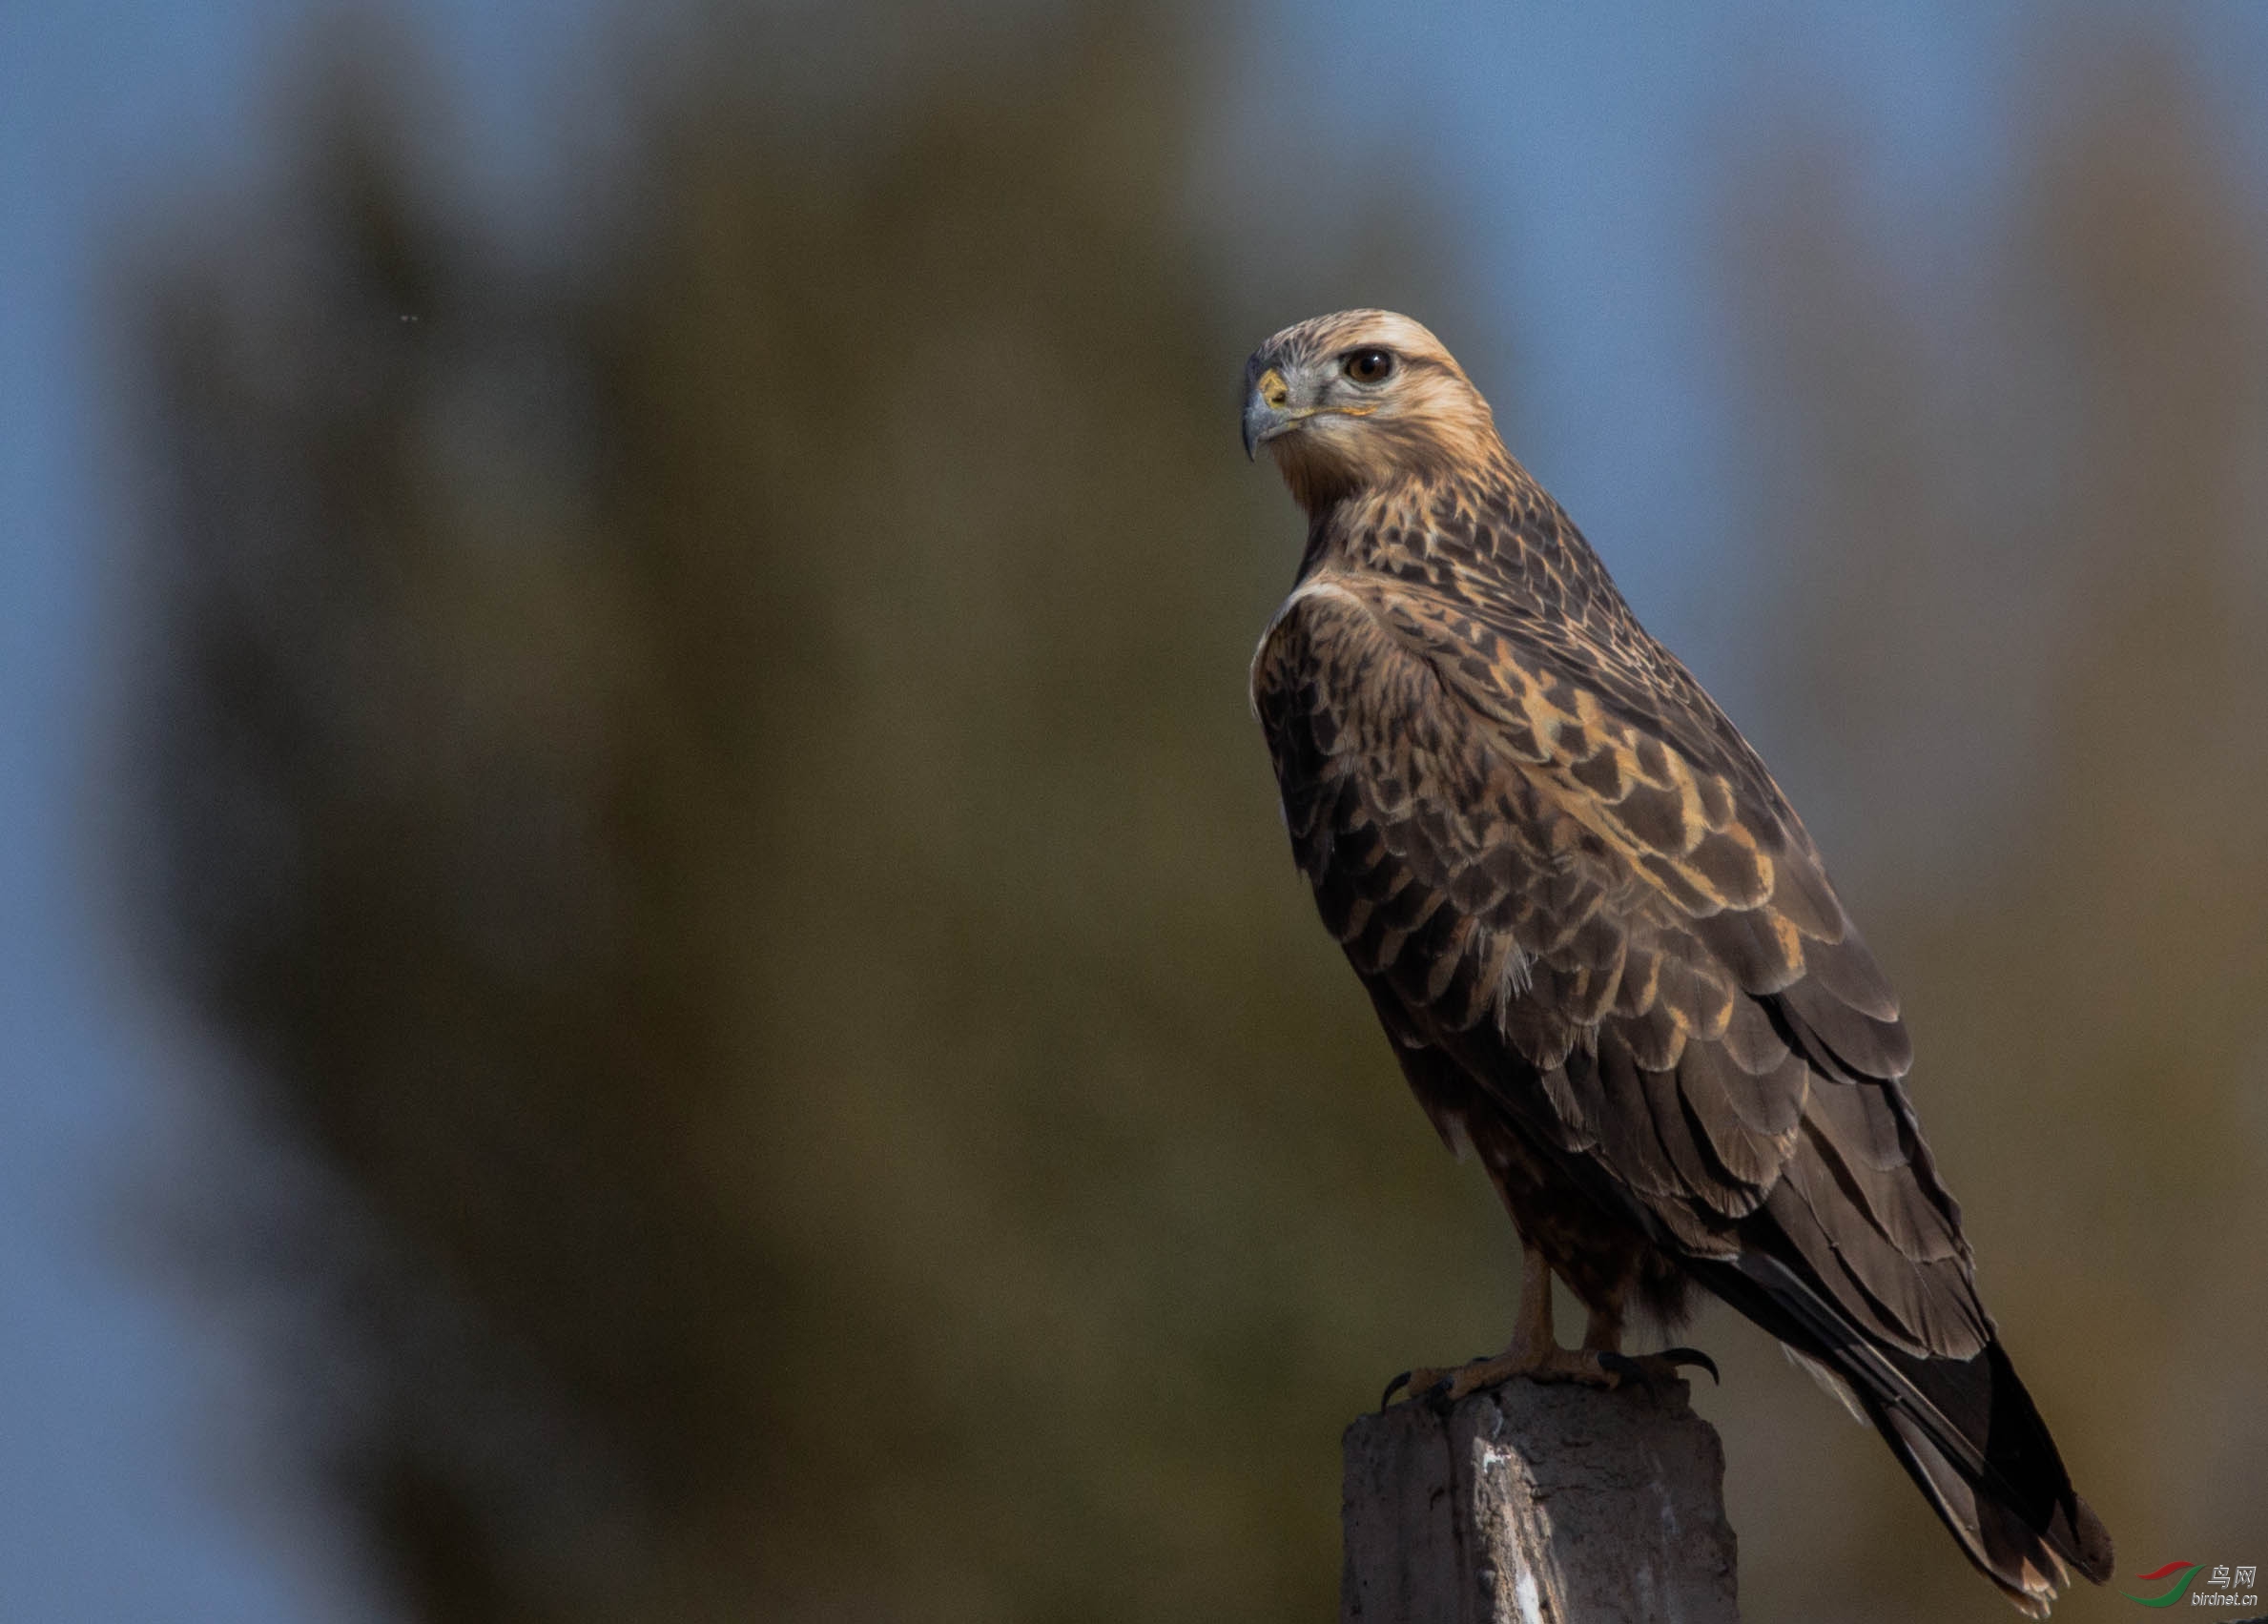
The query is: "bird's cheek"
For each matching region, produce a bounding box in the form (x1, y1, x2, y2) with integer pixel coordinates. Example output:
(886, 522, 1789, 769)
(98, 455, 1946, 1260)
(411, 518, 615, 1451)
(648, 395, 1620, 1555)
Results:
(1309, 411, 1383, 464)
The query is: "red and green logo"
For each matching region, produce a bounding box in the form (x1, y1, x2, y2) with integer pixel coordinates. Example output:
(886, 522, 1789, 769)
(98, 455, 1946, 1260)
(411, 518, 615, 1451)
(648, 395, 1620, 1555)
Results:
(2124, 1562, 2203, 1608)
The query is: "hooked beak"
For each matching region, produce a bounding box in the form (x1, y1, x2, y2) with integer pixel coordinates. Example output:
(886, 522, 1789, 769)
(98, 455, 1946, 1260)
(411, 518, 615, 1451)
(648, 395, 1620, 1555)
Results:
(1242, 366, 1297, 460)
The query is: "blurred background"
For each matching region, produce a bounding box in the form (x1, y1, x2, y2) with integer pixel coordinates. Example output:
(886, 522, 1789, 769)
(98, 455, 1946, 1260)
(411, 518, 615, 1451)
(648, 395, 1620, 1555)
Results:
(6, 2, 2268, 1620)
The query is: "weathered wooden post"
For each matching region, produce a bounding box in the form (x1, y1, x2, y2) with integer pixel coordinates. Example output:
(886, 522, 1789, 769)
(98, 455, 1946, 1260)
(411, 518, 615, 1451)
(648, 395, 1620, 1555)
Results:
(1341, 1378, 1739, 1624)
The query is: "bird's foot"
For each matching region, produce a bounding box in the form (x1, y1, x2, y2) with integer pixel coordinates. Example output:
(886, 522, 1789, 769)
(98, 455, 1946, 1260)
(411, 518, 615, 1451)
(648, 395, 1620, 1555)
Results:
(1381, 1344, 1620, 1409)
(1595, 1346, 1720, 1390)
(1381, 1344, 1718, 1408)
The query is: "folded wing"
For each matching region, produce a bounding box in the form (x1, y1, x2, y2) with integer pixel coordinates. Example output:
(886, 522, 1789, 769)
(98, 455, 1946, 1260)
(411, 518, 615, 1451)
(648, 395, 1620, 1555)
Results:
(1252, 573, 2108, 1613)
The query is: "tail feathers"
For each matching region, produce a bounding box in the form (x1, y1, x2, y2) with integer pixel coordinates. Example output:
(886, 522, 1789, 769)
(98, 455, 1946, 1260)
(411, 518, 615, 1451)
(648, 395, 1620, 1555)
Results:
(1876, 1402, 2107, 1616)
(1865, 1339, 2113, 1615)
(1682, 1231, 2111, 1612)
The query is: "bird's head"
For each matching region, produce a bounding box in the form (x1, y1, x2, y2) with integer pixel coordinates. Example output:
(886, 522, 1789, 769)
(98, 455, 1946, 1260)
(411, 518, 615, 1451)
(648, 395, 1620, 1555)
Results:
(1241, 309, 1501, 514)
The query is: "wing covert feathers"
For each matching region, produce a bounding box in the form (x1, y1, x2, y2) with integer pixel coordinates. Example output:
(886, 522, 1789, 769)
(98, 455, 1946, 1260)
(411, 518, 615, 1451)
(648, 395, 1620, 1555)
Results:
(1254, 576, 1961, 1299)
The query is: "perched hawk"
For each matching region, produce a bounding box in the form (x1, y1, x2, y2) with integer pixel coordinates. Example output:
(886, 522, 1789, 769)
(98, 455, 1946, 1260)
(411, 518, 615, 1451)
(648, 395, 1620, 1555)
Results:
(1242, 310, 2112, 1614)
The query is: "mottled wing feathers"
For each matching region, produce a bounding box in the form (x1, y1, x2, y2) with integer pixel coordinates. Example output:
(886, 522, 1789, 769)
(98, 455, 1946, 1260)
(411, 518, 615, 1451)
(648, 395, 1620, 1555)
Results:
(1374, 582, 1908, 1055)
(1251, 571, 1981, 1359)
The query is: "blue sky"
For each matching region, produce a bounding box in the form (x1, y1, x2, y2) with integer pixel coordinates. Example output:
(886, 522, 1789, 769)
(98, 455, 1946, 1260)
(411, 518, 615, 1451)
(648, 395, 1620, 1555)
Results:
(1, 5, 604, 1617)
(1, 6, 322, 1617)
(6, 3, 2267, 1618)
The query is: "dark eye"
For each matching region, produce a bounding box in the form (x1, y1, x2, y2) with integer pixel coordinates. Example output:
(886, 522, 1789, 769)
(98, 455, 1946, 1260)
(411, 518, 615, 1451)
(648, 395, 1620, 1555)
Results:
(1343, 347, 1394, 383)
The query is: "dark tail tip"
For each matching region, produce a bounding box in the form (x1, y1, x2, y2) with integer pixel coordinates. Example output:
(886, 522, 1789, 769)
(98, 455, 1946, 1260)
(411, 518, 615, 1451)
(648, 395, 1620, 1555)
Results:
(1977, 1339, 2113, 1586)
(2055, 1491, 2113, 1585)
(1865, 1336, 2113, 1613)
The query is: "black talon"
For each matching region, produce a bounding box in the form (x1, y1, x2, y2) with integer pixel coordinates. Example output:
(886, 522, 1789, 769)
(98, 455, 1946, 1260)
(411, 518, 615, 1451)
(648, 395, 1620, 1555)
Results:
(1380, 1370, 1413, 1410)
(1596, 1350, 1646, 1388)
(1597, 1347, 1720, 1391)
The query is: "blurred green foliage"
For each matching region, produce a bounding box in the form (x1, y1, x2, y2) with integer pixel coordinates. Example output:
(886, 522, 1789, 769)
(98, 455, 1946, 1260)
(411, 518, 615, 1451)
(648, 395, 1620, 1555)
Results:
(133, 6, 1504, 1621)
(126, 7, 2268, 1624)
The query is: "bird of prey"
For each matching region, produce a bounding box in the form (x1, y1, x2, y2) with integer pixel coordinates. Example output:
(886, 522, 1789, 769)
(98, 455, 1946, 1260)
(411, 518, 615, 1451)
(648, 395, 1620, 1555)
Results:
(1242, 310, 2112, 1615)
